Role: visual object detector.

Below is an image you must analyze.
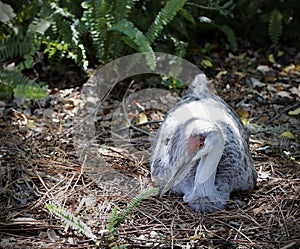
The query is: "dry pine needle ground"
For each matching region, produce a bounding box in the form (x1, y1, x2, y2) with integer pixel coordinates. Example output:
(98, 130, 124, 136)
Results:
(0, 62, 299, 248)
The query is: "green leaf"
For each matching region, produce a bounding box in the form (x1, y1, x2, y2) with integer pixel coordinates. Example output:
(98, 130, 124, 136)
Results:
(215, 24, 237, 51)
(46, 203, 98, 242)
(201, 59, 213, 67)
(288, 107, 300, 116)
(111, 20, 156, 69)
(179, 8, 195, 24)
(279, 131, 295, 138)
(268, 54, 276, 63)
(0, 69, 47, 99)
(136, 113, 148, 125)
(146, 0, 187, 44)
(0, 2, 16, 23)
(268, 8, 282, 47)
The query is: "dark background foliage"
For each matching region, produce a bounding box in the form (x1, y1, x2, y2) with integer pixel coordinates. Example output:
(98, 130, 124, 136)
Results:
(0, 0, 299, 98)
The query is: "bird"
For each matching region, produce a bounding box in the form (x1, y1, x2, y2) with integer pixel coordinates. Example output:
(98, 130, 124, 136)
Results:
(150, 74, 257, 212)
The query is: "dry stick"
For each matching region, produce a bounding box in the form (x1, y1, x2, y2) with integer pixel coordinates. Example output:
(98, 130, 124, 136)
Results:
(133, 206, 172, 237)
(170, 216, 175, 249)
(210, 218, 253, 244)
(280, 242, 296, 249)
(271, 194, 290, 238)
(234, 221, 244, 240)
(267, 102, 300, 124)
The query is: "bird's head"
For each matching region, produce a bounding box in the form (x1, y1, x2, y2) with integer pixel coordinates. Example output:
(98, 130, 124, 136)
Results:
(160, 119, 225, 196)
(184, 119, 224, 158)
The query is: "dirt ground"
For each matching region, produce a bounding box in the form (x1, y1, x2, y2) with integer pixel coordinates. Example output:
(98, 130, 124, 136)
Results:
(0, 48, 299, 248)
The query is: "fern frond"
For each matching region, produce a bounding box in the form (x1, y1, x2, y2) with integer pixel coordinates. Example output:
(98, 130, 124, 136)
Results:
(0, 1, 16, 24)
(0, 81, 13, 100)
(106, 207, 119, 234)
(111, 20, 156, 69)
(82, 0, 110, 62)
(106, 188, 158, 233)
(214, 24, 237, 51)
(13, 83, 48, 99)
(0, 69, 47, 99)
(46, 203, 98, 243)
(198, 16, 237, 51)
(108, 0, 137, 59)
(146, 0, 187, 44)
(268, 8, 282, 48)
(112, 0, 138, 23)
(119, 188, 159, 224)
(48, 9, 87, 68)
(28, 17, 52, 35)
(0, 35, 33, 61)
(170, 35, 187, 57)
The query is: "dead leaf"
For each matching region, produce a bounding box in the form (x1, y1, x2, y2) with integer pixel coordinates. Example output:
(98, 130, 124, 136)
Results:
(236, 107, 250, 118)
(283, 64, 295, 73)
(253, 205, 265, 216)
(257, 65, 271, 73)
(276, 91, 292, 99)
(291, 86, 300, 97)
(250, 77, 266, 87)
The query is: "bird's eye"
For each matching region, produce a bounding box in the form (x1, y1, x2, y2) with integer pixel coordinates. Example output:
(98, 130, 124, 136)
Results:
(199, 135, 205, 149)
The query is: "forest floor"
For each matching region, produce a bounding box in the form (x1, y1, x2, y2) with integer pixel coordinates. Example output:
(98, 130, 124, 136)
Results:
(0, 43, 299, 248)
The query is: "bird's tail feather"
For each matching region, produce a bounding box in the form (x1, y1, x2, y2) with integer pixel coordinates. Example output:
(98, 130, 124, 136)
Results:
(187, 74, 209, 96)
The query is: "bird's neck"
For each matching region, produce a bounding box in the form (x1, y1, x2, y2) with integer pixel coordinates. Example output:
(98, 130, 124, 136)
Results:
(195, 132, 224, 185)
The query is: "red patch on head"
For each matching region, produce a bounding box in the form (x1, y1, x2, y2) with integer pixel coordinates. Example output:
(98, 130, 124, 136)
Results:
(188, 135, 205, 155)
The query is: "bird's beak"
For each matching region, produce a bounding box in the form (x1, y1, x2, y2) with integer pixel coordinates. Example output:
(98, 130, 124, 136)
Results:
(159, 130, 224, 197)
(159, 148, 209, 197)
(194, 132, 224, 184)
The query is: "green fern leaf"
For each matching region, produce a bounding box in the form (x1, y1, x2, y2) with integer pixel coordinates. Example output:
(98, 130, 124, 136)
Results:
(46, 203, 98, 242)
(215, 24, 238, 51)
(0, 1, 16, 23)
(28, 18, 51, 35)
(170, 35, 187, 57)
(106, 188, 158, 233)
(0, 69, 47, 99)
(0, 35, 33, 61)
(106, 206, 119, 231)
(111, 20, 156, 69)
(82, 0, 110, 62)
(146, 0, 187, 44)
(112, 0, 138, 23)
(48, 10, 87, 68)
(268, 8, 282, 47)
(119, 188, 159, 224)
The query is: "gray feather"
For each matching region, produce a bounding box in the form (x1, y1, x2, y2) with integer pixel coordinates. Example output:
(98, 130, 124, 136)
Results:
(150, 74, 257, 212)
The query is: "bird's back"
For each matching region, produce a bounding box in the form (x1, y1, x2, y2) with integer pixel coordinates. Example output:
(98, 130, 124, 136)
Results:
(183, 75, 257, 192)
(150, 74, 257, 211)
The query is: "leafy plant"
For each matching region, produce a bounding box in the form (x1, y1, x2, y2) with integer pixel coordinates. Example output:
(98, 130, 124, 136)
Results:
(161, 74, 185, 90)
(45, 188, 158, 248)
(0, 0, 189, 97)
(0, 68, 47, 99)
(198, 16, 237, 51)
(106, 187, 159, 247)
(268, 8, 283, 48)
(46, 203, 99, 245)
(233, 0, 298, 48)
